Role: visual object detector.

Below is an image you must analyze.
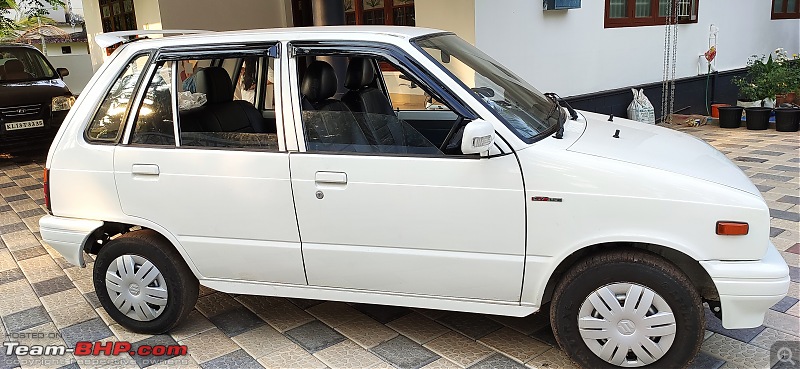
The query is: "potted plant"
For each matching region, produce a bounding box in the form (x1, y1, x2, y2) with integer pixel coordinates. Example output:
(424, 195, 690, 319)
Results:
(733, 52, 784, 108)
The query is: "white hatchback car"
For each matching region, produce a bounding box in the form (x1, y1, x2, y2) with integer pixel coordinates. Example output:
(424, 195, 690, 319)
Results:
(40, 27, 788, 368)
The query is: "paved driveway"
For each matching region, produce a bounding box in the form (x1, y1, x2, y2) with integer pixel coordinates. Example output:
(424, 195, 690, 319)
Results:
(0, 125, 798, 369)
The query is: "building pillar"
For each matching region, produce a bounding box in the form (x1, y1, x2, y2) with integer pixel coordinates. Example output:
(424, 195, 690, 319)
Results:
(311, 0, 345, 26)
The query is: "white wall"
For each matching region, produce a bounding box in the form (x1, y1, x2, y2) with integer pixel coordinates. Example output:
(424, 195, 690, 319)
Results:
(475, 0, 800, 97)
(35, 42, 90, 56)
(47, 54, 94, 94)
(416, 0, 476, 44)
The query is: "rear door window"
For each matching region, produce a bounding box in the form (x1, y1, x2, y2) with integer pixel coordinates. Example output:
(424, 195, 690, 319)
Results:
(86, 54, 150, 143)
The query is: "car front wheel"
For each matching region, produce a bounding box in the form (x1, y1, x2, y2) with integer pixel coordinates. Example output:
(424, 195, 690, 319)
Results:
(93, 229, 198, 334)
(550, 249, 704, 368)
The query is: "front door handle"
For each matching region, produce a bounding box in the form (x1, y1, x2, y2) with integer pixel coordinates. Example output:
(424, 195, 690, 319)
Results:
(131, 164, 160, 176)
(315, 171, 347, 184)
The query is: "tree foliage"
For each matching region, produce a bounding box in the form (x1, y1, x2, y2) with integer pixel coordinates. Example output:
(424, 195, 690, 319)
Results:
(1, 0, 65, 39)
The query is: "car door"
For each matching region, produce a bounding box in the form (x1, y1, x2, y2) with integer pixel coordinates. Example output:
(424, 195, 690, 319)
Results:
(286, 46, 526, 302)
(113, 45, 307, 285)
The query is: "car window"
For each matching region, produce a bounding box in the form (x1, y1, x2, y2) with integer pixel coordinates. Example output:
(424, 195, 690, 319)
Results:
(0, 47, 56, 82)
(175, 54, 279, 150)
(130, 61, 175, 146)
(86, 54, 150, 143)
(380, 66, 450, 111)
(296, 55, 445, 155)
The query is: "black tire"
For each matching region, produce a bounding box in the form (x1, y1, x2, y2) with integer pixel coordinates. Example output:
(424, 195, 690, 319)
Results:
(550, 249, 704, 369)
(93, 229, 198, 334)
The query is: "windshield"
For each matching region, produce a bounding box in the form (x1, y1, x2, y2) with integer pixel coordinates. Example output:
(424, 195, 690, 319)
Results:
(0, 47, 57, 83)
(413, 34, 561, 143)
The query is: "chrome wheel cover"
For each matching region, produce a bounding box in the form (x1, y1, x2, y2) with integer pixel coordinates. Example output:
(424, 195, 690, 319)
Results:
(105, 254, 168, 321)
(578, 282, 676, 367)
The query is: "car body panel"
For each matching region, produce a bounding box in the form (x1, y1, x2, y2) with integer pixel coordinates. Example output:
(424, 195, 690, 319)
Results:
(39, 27, 788, 332)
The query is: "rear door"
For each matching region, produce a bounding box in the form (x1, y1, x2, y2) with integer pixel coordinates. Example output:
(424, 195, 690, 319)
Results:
(112, 44, 307, 285)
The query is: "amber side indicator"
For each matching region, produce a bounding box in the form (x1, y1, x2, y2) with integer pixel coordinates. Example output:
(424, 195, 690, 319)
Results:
(43, 169, 51, 214)
(716, 221, 748, 235)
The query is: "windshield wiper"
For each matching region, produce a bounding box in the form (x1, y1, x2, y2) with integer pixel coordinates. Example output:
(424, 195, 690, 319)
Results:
(544, 93, 578, 139)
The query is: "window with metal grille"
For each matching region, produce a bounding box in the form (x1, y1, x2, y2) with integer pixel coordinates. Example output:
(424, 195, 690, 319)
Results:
(772, 0, 800, 19)
(605, 0, 698, 28)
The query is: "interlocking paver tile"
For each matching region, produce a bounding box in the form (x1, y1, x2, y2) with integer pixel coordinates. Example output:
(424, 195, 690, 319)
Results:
(170, 310, 216, 341)
(179, 328, 240, 364)
(307, 301, 365, 328)
(372, 335, 440, 369)
(702, 333, 770, 368)
(232, 324, 294, 359)
(421, 358, 461, 369)
(195, 292, 242, 318)
(352, 303, 411, 324)
(763, 309, 800, 336)
(40, 288, 85, 312)
(469, 354, 528, 369)
(524, 347, 578, 369)
(490, 313, 551, 336)
(131, 334, 186, 368)
(83, 291, 101, 309)
(59, 317, 113, 348)
(314, 340, 387, 369)
(10, 244, 47, 261)
(425, 332, 493, 368)
(0, 267, 25, 285)
(48, 300, 96, 330)
(335, 313, 398, 348)
(771, 296, 799, 312)
(285, 320, 346, 353)
(1, 230, 41, 251)
(437, 312, 502, 340)
(387, 312, 450, 344)
(0, 279, 40, 316)
(688, 352, 726, 369)
(31, 275, 75, 297)
(288, 298, 323, 309)
(257, 344, 326, 369)
(209, 305, 266, 337)
(478, 328, 551, 364)
(4, 305, 50, 332)
(199, 349, 263, 369)
(109, 323, 154, 343)
(749, 327, 799, 352)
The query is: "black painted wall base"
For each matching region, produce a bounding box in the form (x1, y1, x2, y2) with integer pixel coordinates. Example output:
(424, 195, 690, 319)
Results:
(564, 68, 746, 121)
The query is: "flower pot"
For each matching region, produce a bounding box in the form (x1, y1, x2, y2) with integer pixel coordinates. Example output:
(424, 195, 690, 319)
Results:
(745, 108, 772, 130)
(717, 106, 743, 128)
(775, 108, 800, 132)
(711, 103, 730, 118)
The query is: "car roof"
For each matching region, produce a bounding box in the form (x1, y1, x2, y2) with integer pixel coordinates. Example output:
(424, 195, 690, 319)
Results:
(120, 26, 448, 51)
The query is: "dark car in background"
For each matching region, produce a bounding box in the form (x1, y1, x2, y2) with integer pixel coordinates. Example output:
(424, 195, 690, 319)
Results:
(0, 43, 74, 151)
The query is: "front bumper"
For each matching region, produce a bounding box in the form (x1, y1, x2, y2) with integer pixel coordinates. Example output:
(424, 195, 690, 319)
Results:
(39, 215, 103, 268)
(701, 242, 790, 329)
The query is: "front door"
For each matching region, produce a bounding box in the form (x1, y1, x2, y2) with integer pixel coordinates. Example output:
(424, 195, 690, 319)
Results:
(113, 49, 307, 285)
(287, 50, 526, 302)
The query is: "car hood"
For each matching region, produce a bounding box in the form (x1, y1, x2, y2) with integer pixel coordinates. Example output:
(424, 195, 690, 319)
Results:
(0, 78, 70, 107)
(568, 111, 760, 196)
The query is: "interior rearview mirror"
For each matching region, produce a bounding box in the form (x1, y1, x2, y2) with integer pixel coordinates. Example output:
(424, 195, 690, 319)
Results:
(57, 68, 69, 78)
(461, 119, 495, 156)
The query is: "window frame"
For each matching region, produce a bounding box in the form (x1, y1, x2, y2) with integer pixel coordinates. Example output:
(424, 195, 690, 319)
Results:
(288, 40, 482, 157)
(772, 0, 800, 19)
(604, 0, 699, 28)
(120, 43, 284, 151)
(83, 50, 155, 145)
(345, 0, 415, 26)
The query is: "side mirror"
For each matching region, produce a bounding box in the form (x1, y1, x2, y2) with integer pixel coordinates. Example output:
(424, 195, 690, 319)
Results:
(461, 119, 495, 155)
(57, 68, 69, 78)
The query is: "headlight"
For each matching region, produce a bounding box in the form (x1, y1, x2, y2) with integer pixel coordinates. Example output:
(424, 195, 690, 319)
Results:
(52, 95, 75, 111)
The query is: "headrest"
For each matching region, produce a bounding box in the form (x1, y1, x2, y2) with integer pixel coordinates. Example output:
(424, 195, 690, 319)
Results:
(344, 58, 376, 90)
(301, 61, 338, 103)
(4, 59, 24, 74)
(194, 67, 234, 104)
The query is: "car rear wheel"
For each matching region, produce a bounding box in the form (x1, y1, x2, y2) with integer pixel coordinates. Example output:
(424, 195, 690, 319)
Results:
(550, 249, 704, 368)
(93, 229, 198, 334)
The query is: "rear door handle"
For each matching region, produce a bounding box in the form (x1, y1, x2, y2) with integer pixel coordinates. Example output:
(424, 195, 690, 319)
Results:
(131, 164, 160, 176)
(315, 171, 347, 184)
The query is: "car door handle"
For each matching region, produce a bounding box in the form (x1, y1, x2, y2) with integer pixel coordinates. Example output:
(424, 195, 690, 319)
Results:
(315, 171, 347, 184)
(131, 164, 160, 176)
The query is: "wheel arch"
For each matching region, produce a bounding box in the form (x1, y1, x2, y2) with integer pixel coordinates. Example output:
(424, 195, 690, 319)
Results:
(539, 242, 719, 307)
(82, 220, 205, 279)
